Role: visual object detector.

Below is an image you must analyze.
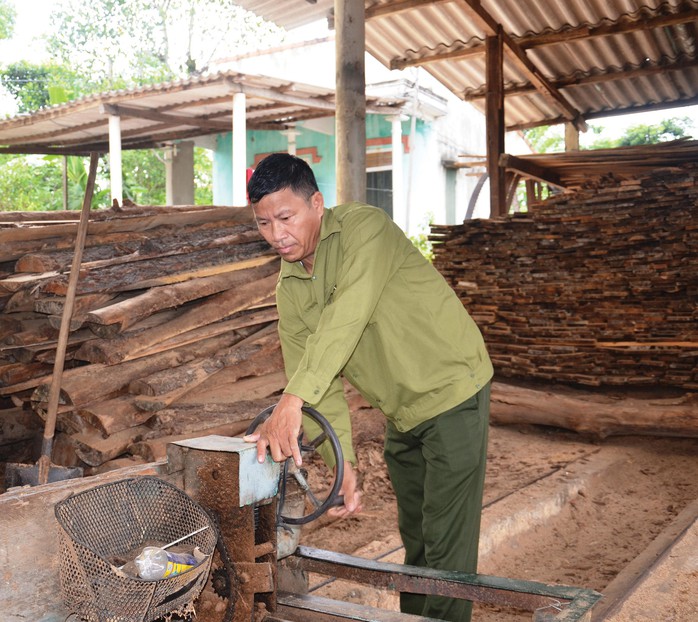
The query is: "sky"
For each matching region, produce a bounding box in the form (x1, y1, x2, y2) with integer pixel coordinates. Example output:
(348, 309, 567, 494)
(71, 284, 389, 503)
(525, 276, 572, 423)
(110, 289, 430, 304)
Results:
(1, 0, 697, 141)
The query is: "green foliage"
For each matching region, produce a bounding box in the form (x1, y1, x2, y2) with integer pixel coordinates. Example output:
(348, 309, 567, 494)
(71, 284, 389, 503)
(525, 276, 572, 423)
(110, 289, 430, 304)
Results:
(522, 125, 564, 154)
(0, 0, 284, 210)
(0, 155, 63, 211)
(410, 212, 435, 262)
(410, 232, 434, 262)
(0, 61, 88, 113)
(194, 148, 214, 205)
(0, 0, 15, 40)
(616, 117, 691, 146)
(587, 116, 692, 149)
(121, 150, 167, 205)
(1, 62, 53, 112)
(47, 0, 284, 87)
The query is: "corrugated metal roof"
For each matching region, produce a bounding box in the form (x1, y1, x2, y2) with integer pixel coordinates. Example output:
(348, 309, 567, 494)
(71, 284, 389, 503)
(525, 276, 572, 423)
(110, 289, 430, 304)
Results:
(0, 70, 403, 155)
(234, 0, 698, 130)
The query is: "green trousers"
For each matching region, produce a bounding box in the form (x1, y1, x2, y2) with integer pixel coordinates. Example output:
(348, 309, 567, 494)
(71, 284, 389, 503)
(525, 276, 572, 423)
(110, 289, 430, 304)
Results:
(383, 383, 491, 622)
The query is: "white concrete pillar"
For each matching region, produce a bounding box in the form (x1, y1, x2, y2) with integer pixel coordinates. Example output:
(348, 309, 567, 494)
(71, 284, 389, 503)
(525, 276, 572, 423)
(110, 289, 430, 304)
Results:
(390, 115, 405, 230)
(282, 127, 300, 155)
(165, 141, 195, 205)
(108, 114, 123, 206)
(232, 91, 247, 206)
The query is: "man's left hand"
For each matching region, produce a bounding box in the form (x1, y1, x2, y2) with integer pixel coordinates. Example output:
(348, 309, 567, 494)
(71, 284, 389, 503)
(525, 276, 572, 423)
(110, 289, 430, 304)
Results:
(243, 393, 304, 466)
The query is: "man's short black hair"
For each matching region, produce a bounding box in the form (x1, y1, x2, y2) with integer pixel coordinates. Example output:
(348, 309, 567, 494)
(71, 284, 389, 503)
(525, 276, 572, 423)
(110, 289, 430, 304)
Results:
(247, 152, 319, 204)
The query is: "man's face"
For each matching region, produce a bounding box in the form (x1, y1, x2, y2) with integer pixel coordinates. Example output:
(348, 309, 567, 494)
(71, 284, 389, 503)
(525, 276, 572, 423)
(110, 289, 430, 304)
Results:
(252, 187, 324, 266)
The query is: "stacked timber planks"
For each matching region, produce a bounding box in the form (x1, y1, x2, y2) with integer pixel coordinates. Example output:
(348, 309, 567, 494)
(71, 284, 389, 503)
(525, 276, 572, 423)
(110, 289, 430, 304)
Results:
(432, 163, 698, 390)
(0, 203, 287, 472)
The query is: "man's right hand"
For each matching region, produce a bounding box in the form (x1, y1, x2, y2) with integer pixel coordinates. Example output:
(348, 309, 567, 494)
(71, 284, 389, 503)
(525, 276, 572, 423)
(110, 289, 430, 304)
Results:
(243, 392, 305, 466)
(327, 461, 363, 518)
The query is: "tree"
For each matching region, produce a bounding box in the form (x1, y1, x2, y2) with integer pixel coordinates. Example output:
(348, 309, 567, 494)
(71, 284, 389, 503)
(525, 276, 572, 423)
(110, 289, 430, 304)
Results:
(0, 155, 63, 211)
(522, 125, 565, 154)
(616, 117, 692, 146)
(0, 62, 88, 113)
(47, 0, 284, 88)
(0, 0, 15, 40)
(0, 0, 282, 210)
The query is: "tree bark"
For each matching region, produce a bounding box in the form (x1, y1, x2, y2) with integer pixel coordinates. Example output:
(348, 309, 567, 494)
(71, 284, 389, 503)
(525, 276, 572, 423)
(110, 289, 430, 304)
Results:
(490, 381, 698, 438)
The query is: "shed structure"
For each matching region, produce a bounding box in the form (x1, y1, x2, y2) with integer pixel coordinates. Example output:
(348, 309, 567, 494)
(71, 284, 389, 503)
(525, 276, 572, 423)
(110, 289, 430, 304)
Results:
(232, 0, 698, 213)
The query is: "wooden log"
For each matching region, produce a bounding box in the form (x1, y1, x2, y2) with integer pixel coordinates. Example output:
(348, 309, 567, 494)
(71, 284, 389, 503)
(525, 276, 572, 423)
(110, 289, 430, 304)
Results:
(129, 323, 278, 396)
(180, 369, 287, 405)
(30, 333, 238, 408)
(133, 327, 282, 412)
(76, 395, 154, 438)
(0, 361, 53, 387)
(84, 256, 278, 333)
(18, 226, 263, 275)
(37, 240, 272, 296)
(33, 293, 116, 317)
(124, 306, 278, 359)
(0, 205, 254, 249)
(75, 273, 278, 364)
(128, 421, 252, 462)
(148, 399, 271, 436)
(489, 381, 698, 438)
(72, 424, 151, 466)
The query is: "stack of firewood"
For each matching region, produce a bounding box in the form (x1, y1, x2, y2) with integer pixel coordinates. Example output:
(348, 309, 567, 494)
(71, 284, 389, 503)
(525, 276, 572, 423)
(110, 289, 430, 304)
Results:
(0, 203, 287, 472)
(431, 163, 698, 390)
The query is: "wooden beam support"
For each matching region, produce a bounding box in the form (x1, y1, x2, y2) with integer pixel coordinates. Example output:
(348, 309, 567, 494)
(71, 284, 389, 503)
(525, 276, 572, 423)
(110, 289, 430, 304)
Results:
(498, 154, 565, 190)
(454, 0, 586, 131)
(335, 0, 367, 204)
(101, 103, 231, 132)
(486, 32, 506, 218)
(366, 0, 449, 20)
(464, 56, 698, 102)
(518, 7, 698, 49)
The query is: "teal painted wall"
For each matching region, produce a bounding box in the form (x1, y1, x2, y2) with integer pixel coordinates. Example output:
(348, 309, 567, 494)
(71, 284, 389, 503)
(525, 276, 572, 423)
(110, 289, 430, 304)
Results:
(211, 114, 420, 207)
(213, 126, 337, 205)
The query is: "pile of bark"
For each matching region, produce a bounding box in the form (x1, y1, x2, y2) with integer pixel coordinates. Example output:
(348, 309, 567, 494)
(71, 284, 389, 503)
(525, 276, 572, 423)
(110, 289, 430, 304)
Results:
(431, 163, 697, 390)
(0, 203, 287, 473)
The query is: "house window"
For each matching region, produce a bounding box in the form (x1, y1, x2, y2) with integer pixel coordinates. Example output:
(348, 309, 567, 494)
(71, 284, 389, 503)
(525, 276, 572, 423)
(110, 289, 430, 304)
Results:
(366, 169, 393, 217)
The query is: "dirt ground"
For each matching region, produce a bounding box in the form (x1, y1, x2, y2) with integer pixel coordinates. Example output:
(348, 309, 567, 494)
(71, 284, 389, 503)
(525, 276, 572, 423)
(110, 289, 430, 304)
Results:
(297, 403, 698, 621)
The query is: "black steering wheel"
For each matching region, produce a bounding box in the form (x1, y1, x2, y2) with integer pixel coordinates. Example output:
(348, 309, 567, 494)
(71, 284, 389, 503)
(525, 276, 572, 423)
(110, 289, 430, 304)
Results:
(245, 405, 344, 525)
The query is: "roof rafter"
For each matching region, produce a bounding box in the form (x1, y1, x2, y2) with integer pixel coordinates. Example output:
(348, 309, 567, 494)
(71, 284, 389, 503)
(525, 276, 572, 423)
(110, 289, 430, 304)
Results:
(100, 103, 232, 132)
(453, 0, 586, 130)
(374, 1, 586, 125)
(462, 56, 698, 101)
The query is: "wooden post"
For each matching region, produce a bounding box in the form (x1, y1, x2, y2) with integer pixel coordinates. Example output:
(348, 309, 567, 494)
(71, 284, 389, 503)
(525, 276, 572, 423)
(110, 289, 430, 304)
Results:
(335, 0, 366, 204)
(486, 30, 506, 217)
(565, 122, 580, 151)
(108, 115, 123, 206)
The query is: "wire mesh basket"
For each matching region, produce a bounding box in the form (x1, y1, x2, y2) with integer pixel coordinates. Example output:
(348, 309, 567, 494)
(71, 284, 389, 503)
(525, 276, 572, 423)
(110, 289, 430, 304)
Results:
(54, 476, 218, 622)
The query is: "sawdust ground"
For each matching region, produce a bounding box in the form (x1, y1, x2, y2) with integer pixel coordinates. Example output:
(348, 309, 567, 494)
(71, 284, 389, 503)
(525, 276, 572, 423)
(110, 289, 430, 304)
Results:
(298, 405, 698, 621)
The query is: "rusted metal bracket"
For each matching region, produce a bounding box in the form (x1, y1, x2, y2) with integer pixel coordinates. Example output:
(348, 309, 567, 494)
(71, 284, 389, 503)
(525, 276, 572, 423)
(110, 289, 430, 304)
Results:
(281, 546, 602, 622)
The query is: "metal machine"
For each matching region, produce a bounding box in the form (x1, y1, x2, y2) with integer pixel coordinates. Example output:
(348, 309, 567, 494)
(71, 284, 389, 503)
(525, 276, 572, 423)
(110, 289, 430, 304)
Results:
(166, 406, 602, 622)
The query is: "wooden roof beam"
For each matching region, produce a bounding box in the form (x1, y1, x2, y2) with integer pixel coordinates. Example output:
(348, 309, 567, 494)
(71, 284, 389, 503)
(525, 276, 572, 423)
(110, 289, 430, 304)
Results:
(391, 6, 698, 71)
(225, 79, 401, 115)
(453, 0, 587, 131)
(366, 0, 450, 20)
(391, 45, 483, 70)
(518, 7, 698, 49)
(463, 56, 698, 101)
(100, 103, 231, 132)
(499, 153, 566, 190)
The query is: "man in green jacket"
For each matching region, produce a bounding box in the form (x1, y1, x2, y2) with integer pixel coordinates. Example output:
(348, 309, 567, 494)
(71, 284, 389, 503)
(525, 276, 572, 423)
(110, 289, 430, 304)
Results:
(244, 152, 493, 622)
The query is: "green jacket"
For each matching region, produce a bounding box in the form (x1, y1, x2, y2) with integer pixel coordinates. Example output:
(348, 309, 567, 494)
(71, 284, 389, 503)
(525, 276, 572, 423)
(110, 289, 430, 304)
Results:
(276, 202, 493, 465)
